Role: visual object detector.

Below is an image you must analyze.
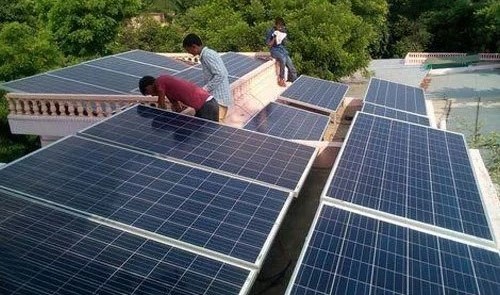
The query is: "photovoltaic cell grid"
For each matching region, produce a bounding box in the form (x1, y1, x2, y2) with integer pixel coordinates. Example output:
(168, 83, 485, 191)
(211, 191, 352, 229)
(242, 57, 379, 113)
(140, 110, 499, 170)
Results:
(80, 105, 316, 191)
(326, 112, 492, 240)
(287, 204, 500, 295)
(1, 50, 189, 94)
(173, 67, 238, 87)
(220, 52, 266, 78)
(279, 75, 349, 112)
(362, 102, 430, 126)
(364, 77, 427, 116)
(0, 136, 290, 264)
(0, 192, 250, 295)
(243, 102, 330, 141)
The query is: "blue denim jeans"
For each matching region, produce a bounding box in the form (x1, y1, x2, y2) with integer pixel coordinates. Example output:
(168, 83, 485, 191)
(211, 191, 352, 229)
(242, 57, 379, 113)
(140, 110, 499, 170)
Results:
(271, 49, 297, 82)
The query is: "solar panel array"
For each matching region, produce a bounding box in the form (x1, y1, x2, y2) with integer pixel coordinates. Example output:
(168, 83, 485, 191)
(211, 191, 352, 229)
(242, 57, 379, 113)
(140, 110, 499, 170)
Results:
(243, 102, 330, 141)
(279, 75, 349, 112)
(0, 192, 251, 295)
(1, 50, 189, 94)
(220, 52, 266, 78)
(286, 108, 499, 294)
(327, 112, 492, 240)
(174, 67, 238, 88)
(0, 136, 291, 264)
(364, 77, 428, 116)
(362, 102, 430, 126)
(80, 105, 317, 191)
(287, 203, 500, 295)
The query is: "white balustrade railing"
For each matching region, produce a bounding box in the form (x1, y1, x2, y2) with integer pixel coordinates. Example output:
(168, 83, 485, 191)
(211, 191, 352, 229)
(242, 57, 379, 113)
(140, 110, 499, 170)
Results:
(405, 52, 500, 65)
(6, 93, 158, 117)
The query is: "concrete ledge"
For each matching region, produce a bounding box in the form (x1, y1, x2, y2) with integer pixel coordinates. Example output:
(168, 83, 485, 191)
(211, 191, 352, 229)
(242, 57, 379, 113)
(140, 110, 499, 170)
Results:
(470, 149, 500, 250)
(8, 115, 102, 137)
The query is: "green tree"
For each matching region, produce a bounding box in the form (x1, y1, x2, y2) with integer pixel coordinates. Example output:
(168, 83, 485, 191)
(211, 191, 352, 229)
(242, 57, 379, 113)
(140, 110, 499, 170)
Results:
(0, 22, 64, 81)
(43, 0, 142, 57)
(110, 16, 183, 53)
(0, 0, 36, 25)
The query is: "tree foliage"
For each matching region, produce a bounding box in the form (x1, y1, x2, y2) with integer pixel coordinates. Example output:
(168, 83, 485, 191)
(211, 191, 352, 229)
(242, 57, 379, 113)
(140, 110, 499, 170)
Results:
(42, 0, 142, 57)
(0, 22, 64, 81)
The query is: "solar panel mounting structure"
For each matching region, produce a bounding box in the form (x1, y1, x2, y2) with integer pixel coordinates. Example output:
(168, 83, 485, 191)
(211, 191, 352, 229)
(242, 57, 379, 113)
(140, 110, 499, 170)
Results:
(79, 105, 318, 194)
(286, 201, 500, 295)
(364, 77, 428, 116)
(325, 111, 494, 243)
(243, 102, 330, 141)
(362, 101, 430, 126)
(1, 50, 189, 94)
(0, 190, 253, 295)
(278, 75, 349, 114)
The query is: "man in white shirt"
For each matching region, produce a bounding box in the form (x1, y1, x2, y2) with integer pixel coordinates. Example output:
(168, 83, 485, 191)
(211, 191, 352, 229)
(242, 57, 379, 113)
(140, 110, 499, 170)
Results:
(182, 34, 232, 121)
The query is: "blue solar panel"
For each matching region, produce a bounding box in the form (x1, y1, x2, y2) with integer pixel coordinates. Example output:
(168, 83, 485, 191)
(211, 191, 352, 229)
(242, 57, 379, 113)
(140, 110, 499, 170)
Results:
(279, 75, 349, 112)
(243, 102, 330, 141)
(364, 77, 427, 116)
(0, 192, 250, 295)
(220, 52, 266, 77)
(174, 67, 238, 87)
(116, 50, 189, 72)
(0, 136, 291, 264)
(50, 65, 139, 93)
(1, 50, 190, 94)
(362, 102, 430, 126)
(287, 203, 500, 295)
(86, 56, 178, 78)
(80, 105, 316, 191)
(326, 112, 492, 240)
(1, 74, 122, 94)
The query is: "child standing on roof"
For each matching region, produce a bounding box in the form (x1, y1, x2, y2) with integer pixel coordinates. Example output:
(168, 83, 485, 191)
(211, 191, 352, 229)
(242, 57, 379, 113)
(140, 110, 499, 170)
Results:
(182, 34, 232, 121)
(266, 17, 298, 87)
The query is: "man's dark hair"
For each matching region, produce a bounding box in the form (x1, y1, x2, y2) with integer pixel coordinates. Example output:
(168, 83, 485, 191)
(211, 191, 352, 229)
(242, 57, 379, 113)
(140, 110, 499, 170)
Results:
(139, 76, 155, 95)
(182, 33, 203, 48)
(275, 17, 285, 27)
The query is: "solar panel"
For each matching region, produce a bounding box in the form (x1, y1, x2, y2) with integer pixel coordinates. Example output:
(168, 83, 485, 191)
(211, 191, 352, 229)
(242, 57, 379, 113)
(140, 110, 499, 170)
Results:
(1, 50, 190, 94)
(1, 73, 122, 94)
(287, 203, 500, 295)
(116, 50, 189, 72)
(86, 56, 179, 78)
(50, 65, 139, 93)
(364, 77, 427, 116)
(220, 52, 266, 77)
(0, 136, 291, 264)
(326, 112, 492, 240)
(174, 67, 238, 87)
(279, 75, 349, 112)
(243, 102, 330, 141)
(80, 105, 317, 192)
(362, 102, 430, 126)
(0, 192, 251, 295)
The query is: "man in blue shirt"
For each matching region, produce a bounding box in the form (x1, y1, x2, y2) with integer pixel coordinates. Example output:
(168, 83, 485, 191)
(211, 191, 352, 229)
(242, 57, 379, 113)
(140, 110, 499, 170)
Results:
(183, 33, 232, 121)
(266, 17, 298, 87)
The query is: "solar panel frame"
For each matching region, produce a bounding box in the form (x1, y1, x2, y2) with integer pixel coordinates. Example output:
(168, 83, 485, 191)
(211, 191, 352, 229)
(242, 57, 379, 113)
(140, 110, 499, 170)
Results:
(364, 77, 428, 116)
(0, 191, 255, 295)
(286, 202, 500, 295)
(0, 135, 294, 267)
(79, 105, 318, 193)
(362, 101, 430, 126)
(278, 75, 349, 113)
(322, 111, 494, 242)
(243, 102, 330, 141)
